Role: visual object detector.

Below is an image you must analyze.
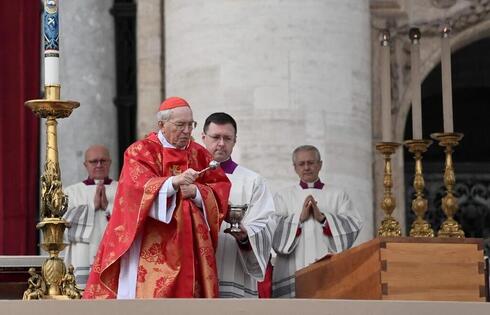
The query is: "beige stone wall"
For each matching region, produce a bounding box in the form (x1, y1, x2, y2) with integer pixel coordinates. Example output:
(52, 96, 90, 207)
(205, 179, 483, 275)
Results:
(161, 0, 374, 242)
(133, 0, 490, 239)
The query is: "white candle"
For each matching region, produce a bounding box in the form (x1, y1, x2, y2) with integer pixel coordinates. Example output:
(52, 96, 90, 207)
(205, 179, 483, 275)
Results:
(410, 28, 422, 139)
(380, 31, 392, 142)
(441, 26, 454, 133)
(43, 0, 60, 85)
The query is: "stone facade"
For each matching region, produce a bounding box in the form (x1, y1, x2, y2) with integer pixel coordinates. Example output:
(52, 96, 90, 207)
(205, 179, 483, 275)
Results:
(158, 0, 374, 242)
(136, 0, 164, 138)
(50, 0, 490, 241)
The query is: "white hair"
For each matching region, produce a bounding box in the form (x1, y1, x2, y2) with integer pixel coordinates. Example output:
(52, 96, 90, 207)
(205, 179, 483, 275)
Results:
(292, 145, 322, 163)
(156, 109, 172, 123)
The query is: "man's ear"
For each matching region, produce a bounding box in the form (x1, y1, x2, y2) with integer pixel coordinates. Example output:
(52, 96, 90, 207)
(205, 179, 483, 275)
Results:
(201, 132, 206, 142)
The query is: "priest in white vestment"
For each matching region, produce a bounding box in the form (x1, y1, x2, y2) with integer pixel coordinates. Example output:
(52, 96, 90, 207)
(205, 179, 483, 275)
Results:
(202, 112, 276, 298)
(272, 145, 362, 298)
(62, 145, 118, 288)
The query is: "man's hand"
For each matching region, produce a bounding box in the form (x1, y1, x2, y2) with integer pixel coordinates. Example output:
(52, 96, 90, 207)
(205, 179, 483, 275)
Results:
(100, 184, 108, 210)
(300, 195, 314, 223)
(224, 225, 248, 243)
(310, 197, 326, 223)
(94, 182, 108, 210)
(172, 169, 199, 189)
(94, 183, 102, 210)
(180, 184, 197, 199)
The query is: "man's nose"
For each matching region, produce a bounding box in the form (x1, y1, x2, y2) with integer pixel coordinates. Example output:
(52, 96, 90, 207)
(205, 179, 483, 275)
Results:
(217, 137, 226, 145)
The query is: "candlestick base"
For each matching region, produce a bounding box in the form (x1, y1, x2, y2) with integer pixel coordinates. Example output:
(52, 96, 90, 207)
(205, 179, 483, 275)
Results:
(404, 139, 434, 238)
(430, 132, 465, 238)
(376, 142, 402, 237)
(437, 217, 465, 238)
(378, 216, 402, 237)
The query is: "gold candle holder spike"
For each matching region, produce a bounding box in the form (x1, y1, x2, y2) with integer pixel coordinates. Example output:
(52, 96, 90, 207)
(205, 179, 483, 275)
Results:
(430, 132, 465, 238)
(24, 85, 81, 299)
(404, 139, 434, 237)
(376, 142, 402, 237)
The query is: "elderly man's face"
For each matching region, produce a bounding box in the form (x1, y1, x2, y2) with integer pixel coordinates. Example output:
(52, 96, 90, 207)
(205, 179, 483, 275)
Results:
(293, 150, 322, 183)
(161, 106, 195, 149)
(202, 122, 236, 162)
(84, 145, 111, 180)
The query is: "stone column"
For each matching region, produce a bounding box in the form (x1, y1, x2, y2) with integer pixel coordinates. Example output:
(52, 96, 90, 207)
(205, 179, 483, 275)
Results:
(136, 0, 163, 138)
(163, 0, 373, 241)
(42, 0, 117, 185)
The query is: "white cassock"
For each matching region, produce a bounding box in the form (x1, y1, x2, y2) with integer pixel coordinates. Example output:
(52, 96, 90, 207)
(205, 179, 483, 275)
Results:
(62, 180, 118, 288)
(216, 161, 276, 298)
(272, 182, 362, 298)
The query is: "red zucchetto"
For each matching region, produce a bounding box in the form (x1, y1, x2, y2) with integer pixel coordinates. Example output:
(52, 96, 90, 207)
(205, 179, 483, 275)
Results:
(158, 97, 190, 111)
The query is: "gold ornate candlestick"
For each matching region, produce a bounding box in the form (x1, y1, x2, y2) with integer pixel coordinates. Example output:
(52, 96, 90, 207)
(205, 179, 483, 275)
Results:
(24, 85, 80, 299)
(376, 142, 402, 237)
(430, 132, 465, 238)
(404, 139, 434, 237)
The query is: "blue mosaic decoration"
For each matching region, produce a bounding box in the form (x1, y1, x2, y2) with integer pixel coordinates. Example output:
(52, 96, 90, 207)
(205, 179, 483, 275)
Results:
(43, 0, 59, 53)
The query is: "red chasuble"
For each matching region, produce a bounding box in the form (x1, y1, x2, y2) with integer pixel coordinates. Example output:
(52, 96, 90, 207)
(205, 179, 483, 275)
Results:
(83, 133, 230, 298)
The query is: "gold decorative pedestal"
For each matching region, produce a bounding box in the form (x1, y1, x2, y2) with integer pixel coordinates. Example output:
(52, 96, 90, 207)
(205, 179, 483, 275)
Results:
(430, 132, 465, 238)
(404, 139, 434, 237)
(376, 142, 402, 237)
(24, 85, 81, 299)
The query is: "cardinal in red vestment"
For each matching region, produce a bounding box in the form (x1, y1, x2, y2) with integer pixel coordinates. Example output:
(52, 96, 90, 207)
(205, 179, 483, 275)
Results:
(83, 97, 231, 299)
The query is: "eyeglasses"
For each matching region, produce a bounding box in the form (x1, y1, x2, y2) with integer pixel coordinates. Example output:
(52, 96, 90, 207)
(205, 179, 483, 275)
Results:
(205, 134, 235, 144)
(167, 120, 197, 131)
(87, 159, 110, 166)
